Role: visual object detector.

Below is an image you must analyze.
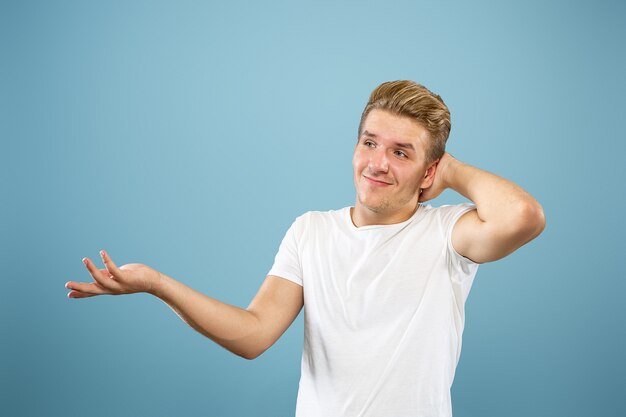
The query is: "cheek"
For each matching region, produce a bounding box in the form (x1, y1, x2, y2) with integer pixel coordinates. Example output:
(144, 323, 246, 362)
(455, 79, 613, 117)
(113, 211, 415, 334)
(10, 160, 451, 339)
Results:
(352, 151, 367, 172)
(405, 172, 423, 192)
(394, 166, 420, 188)
(351, 154, 360, 174)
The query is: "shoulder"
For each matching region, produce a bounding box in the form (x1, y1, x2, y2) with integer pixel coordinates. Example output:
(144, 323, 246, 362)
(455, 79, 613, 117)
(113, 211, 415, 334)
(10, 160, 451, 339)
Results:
(289, 207, 349, 233)
(419, 203, 476, 225)
(427, 202, 475, 215)
(424, 204, 481, 266)
(297, 207, 348, 223)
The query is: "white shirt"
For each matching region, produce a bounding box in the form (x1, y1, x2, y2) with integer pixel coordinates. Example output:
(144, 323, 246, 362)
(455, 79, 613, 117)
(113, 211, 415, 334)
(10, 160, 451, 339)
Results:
(269, 204, 479, 417)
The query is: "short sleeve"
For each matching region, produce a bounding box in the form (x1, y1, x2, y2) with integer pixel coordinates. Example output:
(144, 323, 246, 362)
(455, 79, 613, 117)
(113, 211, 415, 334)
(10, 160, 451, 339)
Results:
(267, 216, 305, 286)
(440, 204, 480, 301)
(445, 203, 480, 268)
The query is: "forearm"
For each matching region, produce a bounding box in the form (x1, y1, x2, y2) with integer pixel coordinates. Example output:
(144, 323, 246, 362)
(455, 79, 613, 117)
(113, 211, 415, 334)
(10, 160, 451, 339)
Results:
(151, 272, 263, 359)
(444, 157, 544, 232)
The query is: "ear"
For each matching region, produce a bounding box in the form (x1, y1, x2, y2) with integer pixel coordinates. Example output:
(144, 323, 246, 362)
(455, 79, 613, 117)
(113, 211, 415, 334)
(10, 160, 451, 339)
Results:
(419, 159, 439, 189)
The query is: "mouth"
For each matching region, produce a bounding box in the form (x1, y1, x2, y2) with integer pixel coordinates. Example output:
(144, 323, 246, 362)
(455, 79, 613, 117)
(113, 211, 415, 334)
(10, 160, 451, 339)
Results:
(363, 175, 393, 186)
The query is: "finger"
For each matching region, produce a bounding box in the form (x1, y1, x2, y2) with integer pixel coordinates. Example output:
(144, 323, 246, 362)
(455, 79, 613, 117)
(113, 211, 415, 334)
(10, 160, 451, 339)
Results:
(67, 290, 99, 299)
(98, 268, 113, 278)
(65, 280, 109, 295)
(82, 257, 116, 289)
(99, 250, 120, 278)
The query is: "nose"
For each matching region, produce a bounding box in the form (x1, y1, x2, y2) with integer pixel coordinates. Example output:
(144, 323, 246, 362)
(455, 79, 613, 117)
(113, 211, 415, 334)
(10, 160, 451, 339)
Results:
(368, 148, 389, 173)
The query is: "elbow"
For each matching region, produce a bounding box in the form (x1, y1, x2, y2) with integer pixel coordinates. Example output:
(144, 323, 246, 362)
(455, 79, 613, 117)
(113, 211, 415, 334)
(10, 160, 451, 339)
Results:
(220, 311, 269, 360)
(515, 199, 546, 240)
(241, 353, 258, 361)
(235, 346, 268, 360)
(528, 201, 546, 237)
(241, 352, 262, 361)
(223, 334, 270, 360)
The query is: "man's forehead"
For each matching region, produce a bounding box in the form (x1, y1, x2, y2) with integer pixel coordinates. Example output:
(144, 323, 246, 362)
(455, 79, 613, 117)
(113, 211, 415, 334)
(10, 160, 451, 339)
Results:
(362, 130, 416, 150)
(361, 110, 429, 149)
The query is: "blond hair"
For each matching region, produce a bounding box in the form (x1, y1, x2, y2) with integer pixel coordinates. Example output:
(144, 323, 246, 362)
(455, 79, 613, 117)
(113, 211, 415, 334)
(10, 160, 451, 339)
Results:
(358, 80, 451, 164)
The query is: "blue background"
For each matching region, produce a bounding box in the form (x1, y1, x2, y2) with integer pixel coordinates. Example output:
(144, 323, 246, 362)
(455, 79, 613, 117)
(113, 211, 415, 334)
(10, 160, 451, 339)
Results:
(2, 1, 625, 416)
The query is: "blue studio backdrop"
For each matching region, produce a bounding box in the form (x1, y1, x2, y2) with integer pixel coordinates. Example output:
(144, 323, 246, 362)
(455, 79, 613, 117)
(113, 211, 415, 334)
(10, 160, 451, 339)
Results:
(2, 1, 625, 416)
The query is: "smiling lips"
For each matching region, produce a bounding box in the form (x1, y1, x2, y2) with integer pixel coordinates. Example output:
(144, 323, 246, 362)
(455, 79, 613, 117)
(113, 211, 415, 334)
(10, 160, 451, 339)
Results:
(364, 175, 393, 186)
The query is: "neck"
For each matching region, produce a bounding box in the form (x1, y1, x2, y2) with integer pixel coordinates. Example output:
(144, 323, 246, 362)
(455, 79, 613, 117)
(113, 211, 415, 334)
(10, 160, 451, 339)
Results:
(350, 202, 420, 227)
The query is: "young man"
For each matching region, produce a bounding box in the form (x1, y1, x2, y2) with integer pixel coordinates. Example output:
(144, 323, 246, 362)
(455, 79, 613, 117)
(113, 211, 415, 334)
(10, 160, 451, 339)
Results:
(66, 81, 545, 416)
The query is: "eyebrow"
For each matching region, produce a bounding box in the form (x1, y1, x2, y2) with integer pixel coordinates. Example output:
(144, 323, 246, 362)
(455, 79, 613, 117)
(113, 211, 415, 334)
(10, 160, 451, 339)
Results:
(362, 130, 415, 151)
(395, 142, 415, 150)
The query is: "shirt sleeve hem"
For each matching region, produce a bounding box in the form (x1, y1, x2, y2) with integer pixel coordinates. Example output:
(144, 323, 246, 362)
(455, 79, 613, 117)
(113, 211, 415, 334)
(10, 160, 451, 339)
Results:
(267, 269, 303, 286)
(447, 204, 480, 266)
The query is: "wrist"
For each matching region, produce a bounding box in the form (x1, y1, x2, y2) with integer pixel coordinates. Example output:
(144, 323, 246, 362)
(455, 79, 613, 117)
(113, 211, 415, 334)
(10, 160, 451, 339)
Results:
(440, 153, 461, 190)
(443, 156, 477, 200)
(149, 271, 167, 298)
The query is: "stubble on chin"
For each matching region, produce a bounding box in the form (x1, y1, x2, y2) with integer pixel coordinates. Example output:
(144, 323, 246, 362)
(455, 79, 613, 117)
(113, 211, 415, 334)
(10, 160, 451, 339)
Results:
(357, 184, 420, 216)
(357, 190, 390, 214)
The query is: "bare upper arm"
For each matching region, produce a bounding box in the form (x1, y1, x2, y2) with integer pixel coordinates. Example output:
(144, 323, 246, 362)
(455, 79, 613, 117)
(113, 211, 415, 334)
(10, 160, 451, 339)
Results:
(245, 275, 304, 354)
(452, 204, 546, 264)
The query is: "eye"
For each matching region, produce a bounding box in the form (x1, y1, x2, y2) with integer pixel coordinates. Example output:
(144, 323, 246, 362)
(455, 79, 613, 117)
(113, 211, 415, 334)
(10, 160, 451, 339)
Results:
(394, 150, 408, 158)
(363, 140, 376, 148)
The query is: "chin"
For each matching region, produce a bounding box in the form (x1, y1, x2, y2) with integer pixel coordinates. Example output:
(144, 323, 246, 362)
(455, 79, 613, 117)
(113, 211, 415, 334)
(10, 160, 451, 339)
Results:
(358, 195, 389, 214)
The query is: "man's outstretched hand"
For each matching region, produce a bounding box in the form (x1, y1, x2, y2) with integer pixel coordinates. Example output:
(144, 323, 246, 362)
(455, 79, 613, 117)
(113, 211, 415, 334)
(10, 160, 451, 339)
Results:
(65, 250, 161, 298)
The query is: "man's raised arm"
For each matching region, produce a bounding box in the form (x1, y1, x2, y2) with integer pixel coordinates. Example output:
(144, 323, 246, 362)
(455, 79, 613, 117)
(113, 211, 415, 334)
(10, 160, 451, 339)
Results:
(65, 250, 303, 359)
(420, 153, 546, 264)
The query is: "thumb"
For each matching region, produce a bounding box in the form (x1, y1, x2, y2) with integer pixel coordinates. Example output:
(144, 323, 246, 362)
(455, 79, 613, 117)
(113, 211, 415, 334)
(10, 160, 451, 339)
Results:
(100, 250, 121, 278)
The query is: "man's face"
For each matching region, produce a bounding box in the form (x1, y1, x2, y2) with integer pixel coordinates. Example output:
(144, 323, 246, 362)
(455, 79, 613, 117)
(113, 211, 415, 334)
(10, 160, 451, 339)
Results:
(352, 109, 434, 224)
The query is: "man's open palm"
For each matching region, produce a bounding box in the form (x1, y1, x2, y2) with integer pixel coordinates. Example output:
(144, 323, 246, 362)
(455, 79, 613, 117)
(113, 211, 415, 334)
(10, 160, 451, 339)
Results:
(66, 250, 159, 298)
